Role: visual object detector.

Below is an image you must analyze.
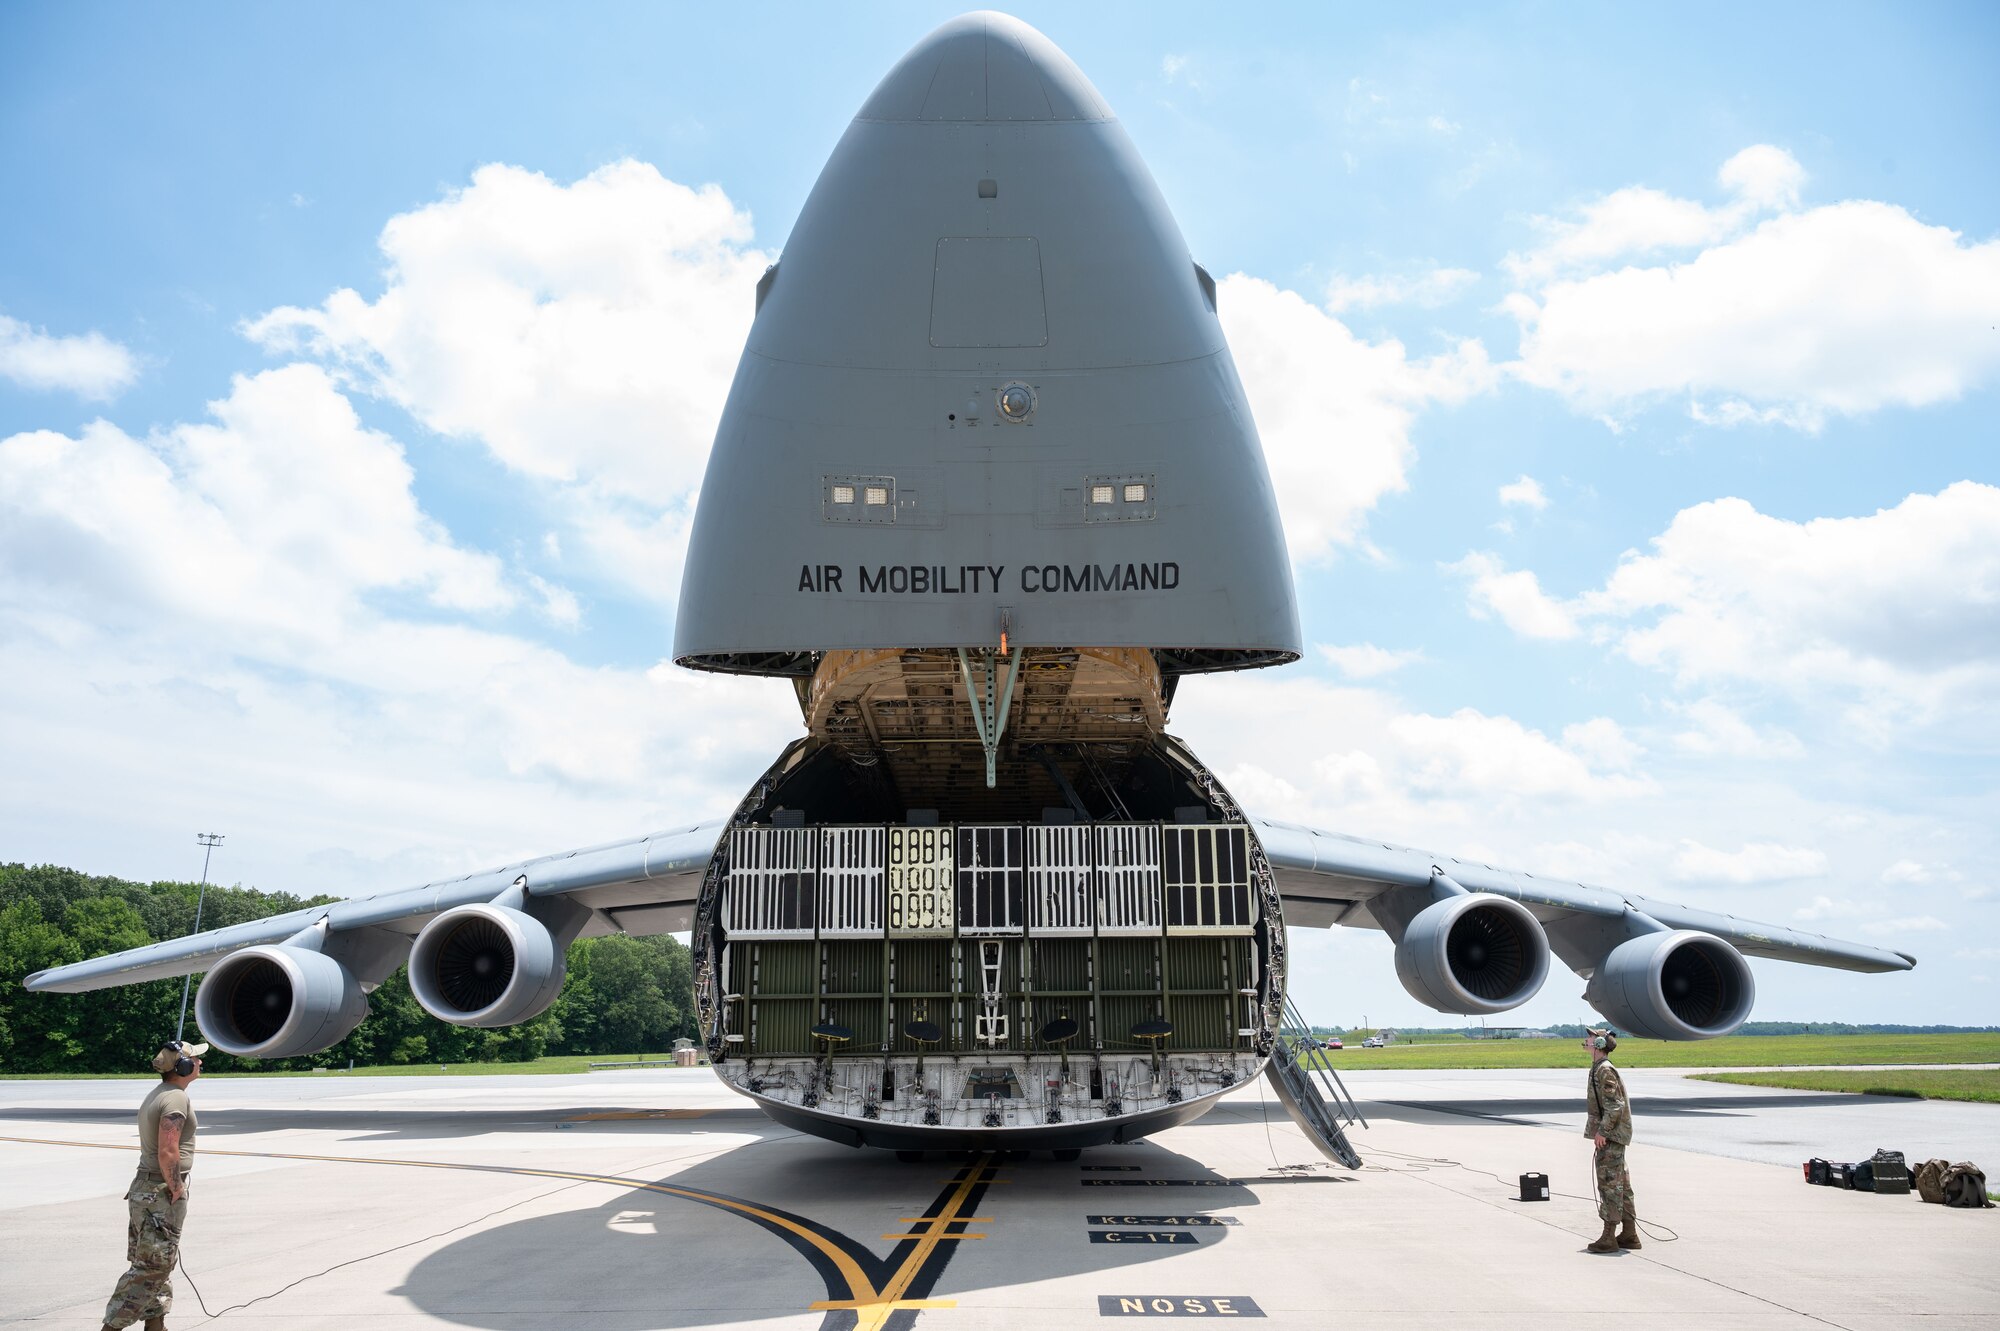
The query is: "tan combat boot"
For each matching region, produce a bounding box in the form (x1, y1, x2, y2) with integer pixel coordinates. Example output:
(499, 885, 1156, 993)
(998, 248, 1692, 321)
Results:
(1586, 1218, 1620, 1253)
(1618, 1204, 1642, 1249)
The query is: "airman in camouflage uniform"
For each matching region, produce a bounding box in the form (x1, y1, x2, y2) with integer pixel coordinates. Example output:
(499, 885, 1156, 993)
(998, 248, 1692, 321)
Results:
(101, 1040, 204, 1331)
(1582, 1027, 1639, 1253)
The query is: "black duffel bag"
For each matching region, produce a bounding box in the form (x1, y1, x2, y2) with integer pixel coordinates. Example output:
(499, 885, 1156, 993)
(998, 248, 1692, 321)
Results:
(1869, 1149, 1912, 1195)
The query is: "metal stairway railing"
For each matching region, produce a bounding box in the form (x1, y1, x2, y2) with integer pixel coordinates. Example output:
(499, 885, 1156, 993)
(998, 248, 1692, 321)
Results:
(1262, 995, 1368, 1169)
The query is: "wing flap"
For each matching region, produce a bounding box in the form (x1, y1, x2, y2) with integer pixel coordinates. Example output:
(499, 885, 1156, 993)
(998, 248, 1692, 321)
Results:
(23, 822, 724, 994)
(1254, 816, 1916, 975)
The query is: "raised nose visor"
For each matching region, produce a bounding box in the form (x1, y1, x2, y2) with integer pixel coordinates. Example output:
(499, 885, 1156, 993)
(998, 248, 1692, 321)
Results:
(674, 11, 1299, 677)
(695, 815, 1276, 1150)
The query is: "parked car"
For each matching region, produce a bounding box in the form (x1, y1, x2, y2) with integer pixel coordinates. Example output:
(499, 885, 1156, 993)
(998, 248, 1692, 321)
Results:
(1321, 1037, 1343, 1050)
(1361, 1036, 1385, 1048)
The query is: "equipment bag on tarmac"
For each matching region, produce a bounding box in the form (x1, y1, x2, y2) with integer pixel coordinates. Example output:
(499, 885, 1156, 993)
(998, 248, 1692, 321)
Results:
(1868, 1149, 1912, 1195)
(1940, 1162, 1994, 1209)
(1850, 1159, 1876, 1191)
(1804, 1157, 1832, 1186)
(1915, 1158, 1951, 1202)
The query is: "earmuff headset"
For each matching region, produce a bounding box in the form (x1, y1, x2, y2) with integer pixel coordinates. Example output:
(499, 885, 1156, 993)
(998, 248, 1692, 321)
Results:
(165, 1041, 195, 1077)
(1591, 1029, 1617, 1052)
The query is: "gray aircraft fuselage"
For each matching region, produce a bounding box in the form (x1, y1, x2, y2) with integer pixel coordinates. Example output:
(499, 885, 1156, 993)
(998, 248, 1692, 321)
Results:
(674, 11, 1303, 1152)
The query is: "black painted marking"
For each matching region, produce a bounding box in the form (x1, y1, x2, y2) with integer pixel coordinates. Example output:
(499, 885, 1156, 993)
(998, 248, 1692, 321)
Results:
(1098, 1295, 1266, 1317)
(1090, 1230, 1197, 1245)
(1087, 1215, 1241, 1227)
(1082, 1164, 1142, 1171)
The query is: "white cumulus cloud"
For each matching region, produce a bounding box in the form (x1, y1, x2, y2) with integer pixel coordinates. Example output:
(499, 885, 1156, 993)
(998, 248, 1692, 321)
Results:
(1671, 839, 1828, 884)
(0, 364, 516, 640)
(1864, 915, 1951, 936)
(0, 312, 138, 399)
(1221, 274, 1497, 561)
(1316, 643, 1422, 679)
(0, 363, 789, 892)
(1446, 551, 1578, 639)
(1453, 484, 2000, 734)
(1497, 475, 1548, 510)
(246, 160, 767, 499)
(1501, 147, 2000, 429)
(1323, 265, 1478, 313)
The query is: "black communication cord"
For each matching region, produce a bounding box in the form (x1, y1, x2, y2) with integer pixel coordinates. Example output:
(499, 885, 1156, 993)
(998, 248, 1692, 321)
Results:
(168, 1131, 801, 1323)
(1253, 1074, 1679, 1242)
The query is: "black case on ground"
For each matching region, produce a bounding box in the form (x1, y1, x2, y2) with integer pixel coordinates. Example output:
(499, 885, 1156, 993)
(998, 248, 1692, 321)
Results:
(1869, 1149, 1912, 1194)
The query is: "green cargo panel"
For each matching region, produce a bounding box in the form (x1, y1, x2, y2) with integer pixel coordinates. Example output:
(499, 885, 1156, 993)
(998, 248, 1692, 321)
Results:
(823, 939, 885, 995)
(750, 940, 818, 996)
(1101, 995, 1164, 1054)
(822, 996, 885, 1051)
(748, 997, 813, 1056)
(1165, 936, 1230, 991)
(1097, 938, 1160, 993)
(890, 939, 955, 995)
(1027, 938, 1092, 993)
(1166, 993, 1237, 1051)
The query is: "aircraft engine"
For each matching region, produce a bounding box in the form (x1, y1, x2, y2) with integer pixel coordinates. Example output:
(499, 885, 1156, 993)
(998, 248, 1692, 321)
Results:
(194, 945, 369, 1058)
(1586, 929, 1756, 1040)
(408, 903, 566, 1028)
(1393, 894, 1551, 1015)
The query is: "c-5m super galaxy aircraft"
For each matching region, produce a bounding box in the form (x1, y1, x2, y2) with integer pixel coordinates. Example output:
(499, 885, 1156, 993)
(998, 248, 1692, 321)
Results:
(27, 13, 1913, 1160)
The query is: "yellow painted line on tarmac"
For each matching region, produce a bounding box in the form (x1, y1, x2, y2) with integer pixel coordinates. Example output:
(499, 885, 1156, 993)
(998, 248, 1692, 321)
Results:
(3, 1134, 1015, 1330)
(3, 1133, 884, 1317)
(828, 1153, 1001, 1331)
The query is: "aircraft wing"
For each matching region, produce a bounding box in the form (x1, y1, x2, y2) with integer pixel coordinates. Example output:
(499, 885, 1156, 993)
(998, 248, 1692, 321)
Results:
(22, 821, 726, 994)
(1251, 815, 1916, 975)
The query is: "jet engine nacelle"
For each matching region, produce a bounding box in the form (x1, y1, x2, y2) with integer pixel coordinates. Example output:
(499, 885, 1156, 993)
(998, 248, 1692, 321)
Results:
(1393, 894, 1551, 1015)
(1586, 929, 1756, 1040)
(408, 903, 566, 1028)
(194, 944, 369, 1058)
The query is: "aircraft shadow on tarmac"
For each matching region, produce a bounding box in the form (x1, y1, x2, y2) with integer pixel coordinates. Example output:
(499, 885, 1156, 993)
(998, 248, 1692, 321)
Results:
(0, 1104, 775, 1141)
(387, 1125, 1316, 1331)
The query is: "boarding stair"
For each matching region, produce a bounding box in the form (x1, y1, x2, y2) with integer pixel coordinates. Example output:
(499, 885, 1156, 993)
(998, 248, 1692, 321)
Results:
(1263, 996, 1368, 1168)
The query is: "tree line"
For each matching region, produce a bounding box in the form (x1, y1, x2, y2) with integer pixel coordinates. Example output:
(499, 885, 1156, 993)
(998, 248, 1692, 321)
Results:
(0, 862, 698, 1074)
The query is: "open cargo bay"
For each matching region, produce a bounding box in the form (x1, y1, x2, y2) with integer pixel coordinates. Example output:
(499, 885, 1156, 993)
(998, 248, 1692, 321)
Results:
(718, 822, 1263, 1061)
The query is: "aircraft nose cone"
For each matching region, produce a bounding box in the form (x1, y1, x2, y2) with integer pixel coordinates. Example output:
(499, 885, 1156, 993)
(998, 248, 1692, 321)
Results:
(858, 10, 1112, 123)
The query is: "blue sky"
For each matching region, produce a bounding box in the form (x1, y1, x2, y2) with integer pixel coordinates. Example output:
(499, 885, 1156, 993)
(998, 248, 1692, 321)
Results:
(2, 4, 1995, 1028)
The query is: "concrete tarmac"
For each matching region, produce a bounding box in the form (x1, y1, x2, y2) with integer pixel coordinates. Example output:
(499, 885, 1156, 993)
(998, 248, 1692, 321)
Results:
(2, 1066, 1994, 1329)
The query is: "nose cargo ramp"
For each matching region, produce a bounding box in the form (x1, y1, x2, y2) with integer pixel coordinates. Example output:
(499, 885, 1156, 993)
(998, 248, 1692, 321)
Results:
(1265, 997, 1365, 1169)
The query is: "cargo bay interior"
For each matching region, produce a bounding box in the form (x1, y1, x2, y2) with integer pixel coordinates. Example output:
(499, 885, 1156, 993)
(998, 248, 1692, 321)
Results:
(689, 646, 1284, 1142)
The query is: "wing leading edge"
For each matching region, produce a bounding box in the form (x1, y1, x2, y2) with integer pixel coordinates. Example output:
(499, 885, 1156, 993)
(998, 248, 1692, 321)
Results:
(1253, 816, 1916, 975)
(22, 821, 726, 994)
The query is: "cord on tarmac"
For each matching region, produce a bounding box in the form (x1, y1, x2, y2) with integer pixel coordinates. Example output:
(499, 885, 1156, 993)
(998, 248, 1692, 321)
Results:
(171, 1133, 797, 1324)
(1252, 1074, 1678, 1242)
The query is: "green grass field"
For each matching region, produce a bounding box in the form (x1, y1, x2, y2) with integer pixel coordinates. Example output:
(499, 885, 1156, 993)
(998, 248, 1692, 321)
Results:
(1302, 1031, 2000, 1071)
(9, 1032, 2000, 1080)
(1689, 1068, 2000, 1104)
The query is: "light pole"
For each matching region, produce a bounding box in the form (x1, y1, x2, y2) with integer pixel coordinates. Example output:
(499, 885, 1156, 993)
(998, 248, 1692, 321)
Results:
(174, 833, 225, 1042)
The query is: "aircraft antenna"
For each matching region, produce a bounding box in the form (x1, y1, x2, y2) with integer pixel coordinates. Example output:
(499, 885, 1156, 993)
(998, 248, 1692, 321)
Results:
(174, 833, 225, 1043)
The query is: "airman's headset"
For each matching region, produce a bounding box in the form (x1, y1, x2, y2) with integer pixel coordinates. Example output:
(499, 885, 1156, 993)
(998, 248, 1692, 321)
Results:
(161, 1040, 197, 1078)
(1590, 1028, 1618, 1052)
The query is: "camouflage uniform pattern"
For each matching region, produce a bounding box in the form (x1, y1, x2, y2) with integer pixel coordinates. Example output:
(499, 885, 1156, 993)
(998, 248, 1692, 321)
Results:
(1584, 1059, 1634, 1223)
(102, 1171, 186, 1329)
